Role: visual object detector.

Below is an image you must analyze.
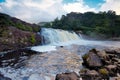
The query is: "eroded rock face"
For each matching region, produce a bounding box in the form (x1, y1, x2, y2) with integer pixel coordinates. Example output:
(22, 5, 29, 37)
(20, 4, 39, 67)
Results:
(0, 27, 41, 52)
(55, 72, 79, 80)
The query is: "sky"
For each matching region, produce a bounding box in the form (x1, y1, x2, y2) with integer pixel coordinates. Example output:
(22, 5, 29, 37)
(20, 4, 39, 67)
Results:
(0, 0, 120, 23)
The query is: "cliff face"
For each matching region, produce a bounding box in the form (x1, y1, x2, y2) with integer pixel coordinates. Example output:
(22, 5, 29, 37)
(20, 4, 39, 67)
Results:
(0, 13, 41, 52)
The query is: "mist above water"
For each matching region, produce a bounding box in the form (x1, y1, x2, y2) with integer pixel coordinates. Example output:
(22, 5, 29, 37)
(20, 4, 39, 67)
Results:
(31, 28, 120, 52)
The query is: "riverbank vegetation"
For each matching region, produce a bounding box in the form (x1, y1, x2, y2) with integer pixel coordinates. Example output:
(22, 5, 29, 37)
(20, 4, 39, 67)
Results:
(44, 10, 120, 38)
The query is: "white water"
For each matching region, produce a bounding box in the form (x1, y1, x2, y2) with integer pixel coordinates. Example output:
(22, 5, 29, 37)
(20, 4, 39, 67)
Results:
(31, 28, 120, 52)
(41, 28, 81, 45)
(32, 28, 83, 52)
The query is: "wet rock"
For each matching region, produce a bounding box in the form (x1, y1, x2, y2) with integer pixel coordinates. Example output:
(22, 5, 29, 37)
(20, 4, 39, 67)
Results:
(82, 49, 103, 68)
(112, 58, 120, 63)
(0, 73, 11, 80)
(81, 48, 120, 80)
(80, 69, 100, 80)
(97, 51, 108, 59)
(110, 77, 120, 80)
(105, 49, 120, 58)
(55, 72, 79, 80)
(0, 48, 38, 68)
(105, 49, 116, 54)
(105, 65, 117, 76)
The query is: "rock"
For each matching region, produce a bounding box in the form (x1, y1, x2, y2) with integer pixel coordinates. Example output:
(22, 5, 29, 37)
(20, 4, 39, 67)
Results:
(97, 51, 107, 58)
(105, 65, 117, 70)
(0, 26, 41, 52)
(81, 49, 120, 80)
(105, 49, 116, 54)
(110, 77, 120, 80)
(0, 48, 38, 68)
(105, 65, 117, 76)
(105, 49, 120, 58)
(55, 72, 79, 80)
(82, 49, 103, 68)
(112, 58, 120, 63)
(0, 73, 11, 80)
(80, 69, 100, 80)
(28, 74, 45, 80)
(80, 69, 99, 76)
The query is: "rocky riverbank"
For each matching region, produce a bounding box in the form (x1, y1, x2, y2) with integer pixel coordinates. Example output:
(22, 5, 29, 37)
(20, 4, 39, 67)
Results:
(0, 44, 120, 80)
(55, 48, 120, 80)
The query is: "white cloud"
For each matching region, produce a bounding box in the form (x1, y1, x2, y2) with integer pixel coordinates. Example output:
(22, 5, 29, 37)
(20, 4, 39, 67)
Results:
(0, 0, 65, 23)
(0, 0, 97, 23)
(100, 0, 120, 15)
(63, 0, 96, 13)
(1, 0, 119, 23)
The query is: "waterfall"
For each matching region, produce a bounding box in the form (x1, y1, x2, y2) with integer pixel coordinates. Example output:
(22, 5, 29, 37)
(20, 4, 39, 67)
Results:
(41, 28, 82, 45)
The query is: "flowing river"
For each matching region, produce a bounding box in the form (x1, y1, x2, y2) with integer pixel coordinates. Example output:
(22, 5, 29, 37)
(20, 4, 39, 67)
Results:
(0, 28, 120, 80)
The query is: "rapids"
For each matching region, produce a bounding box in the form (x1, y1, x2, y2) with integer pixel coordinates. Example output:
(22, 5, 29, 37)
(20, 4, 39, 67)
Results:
(1, 28, 120, 80)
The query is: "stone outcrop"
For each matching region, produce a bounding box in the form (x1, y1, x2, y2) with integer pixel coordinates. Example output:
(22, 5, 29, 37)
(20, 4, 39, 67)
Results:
(81, 48, 120, 80)
(55, 72, 79, 80)
(0, 48, 39, 68)
(0, 27, 41, 52)
(82, 49, 103, 68)
(0, 13, 41, 52)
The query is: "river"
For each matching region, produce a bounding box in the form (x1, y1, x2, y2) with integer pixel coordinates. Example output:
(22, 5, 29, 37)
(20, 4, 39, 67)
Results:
(0, 28, 120, 80)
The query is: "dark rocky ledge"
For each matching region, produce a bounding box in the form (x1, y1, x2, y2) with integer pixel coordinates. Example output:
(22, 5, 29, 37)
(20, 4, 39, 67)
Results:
(0, 48, 39, 68)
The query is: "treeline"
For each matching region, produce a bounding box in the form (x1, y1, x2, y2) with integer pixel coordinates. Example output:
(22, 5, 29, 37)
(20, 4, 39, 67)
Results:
(44, 10, 120, 38)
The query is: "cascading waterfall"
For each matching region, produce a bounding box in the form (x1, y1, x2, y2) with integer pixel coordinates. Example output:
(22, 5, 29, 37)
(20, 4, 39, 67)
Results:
(41, 28, 82, 45)
(31, 28, 84, 52)
(32, 28, 120, 52)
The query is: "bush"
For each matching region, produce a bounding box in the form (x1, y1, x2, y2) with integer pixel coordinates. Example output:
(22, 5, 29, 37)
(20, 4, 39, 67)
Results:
(30, 34, 36, 44)
(99, 68, 109, 75)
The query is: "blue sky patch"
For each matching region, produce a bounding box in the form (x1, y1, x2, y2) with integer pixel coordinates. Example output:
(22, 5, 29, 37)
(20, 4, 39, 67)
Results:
(63, 0, 105, 8)
(63, 0, 75, 4)
(84, 0, 105, 8)
(0, 0, 5, 3)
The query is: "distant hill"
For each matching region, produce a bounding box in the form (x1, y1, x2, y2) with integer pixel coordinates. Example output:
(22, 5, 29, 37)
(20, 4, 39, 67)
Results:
(0, 13, 41, 52)
(0, 13, 40, 32)
(44, 10, 120, 38)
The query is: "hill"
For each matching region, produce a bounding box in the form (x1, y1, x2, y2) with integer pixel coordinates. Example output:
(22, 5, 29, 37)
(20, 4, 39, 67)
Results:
(0, 13, 41, 52)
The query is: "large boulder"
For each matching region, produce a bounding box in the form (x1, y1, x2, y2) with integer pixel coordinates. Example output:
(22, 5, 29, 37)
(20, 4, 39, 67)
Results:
(82, 49, 103, 68)
(55, 72, 79, 80)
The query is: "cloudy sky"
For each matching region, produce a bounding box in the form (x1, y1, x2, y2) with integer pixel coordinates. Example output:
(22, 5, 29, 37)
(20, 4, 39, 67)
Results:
(0, 0, 120, 23)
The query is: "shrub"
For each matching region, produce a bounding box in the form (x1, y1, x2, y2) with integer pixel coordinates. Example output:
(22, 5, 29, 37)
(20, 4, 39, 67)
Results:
(99, 68, 109, 75)
(30, 34, 36, 44)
